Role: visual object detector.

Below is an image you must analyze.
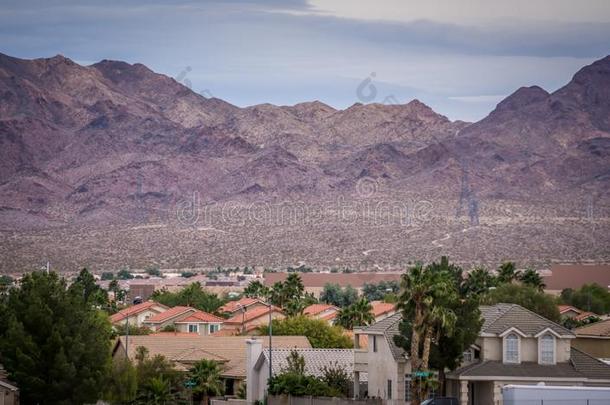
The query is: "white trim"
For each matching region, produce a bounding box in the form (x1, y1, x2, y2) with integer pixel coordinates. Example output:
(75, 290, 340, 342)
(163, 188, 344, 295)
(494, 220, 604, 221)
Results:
(538, 333, 556, 365)
(534, 328, 562, 338)
(187, 323, 199, 333)
(503, 333, 521, 364)
(455, 375, 588, 382)
(499, 327, 527, 338)
(0, 380, 18, 391)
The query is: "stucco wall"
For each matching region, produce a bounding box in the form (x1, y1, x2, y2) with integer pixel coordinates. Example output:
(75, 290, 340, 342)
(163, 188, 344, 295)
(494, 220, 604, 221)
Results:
(573, 337, 610, 358)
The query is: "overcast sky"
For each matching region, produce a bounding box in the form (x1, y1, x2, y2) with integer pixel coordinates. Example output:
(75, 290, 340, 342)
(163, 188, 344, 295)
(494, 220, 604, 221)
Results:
(1, 0, 610, 121)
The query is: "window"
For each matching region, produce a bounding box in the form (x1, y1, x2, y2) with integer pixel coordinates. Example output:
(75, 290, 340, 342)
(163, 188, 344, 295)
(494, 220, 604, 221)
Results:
(463, 349, 473, 362)
(387, 379, 392, 399)
(504, 333, 519, 363)
(372, 336, 377, 352)
(404, 376, 411, 401)
(210, 324, 220, 333)
(540, 334, 555, 364)
(188, 324, 199, 333)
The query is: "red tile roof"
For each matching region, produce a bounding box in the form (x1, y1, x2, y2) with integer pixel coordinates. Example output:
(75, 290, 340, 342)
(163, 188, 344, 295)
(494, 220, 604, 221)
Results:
(109, 301, 167, 323)
(224, 305, 282, 324)
(175, 310, 224, 323)
(303, 304, 338, 316)
(219, 297, 265, 313)
(145, 306, 194, 323)
(559, 305, 580, 314)
(371, 301, 397, 317)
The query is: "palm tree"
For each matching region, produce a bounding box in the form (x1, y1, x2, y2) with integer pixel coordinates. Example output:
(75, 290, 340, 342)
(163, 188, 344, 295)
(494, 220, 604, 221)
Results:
(398, 261, 458, 404)
(463, 267, 497, 295)
(519, 268, 546, 291)
(336, 298, 374, 329)
(243, 280, 269, 299)
(137, 376, 174, 404)
(497, 261, 521, 284)
(190, 359, 224, 405)
(284, 273, 305, 298)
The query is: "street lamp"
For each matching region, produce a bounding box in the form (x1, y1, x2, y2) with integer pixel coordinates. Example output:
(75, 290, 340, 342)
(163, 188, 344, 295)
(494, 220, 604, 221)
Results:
(268, 302, 273, 380)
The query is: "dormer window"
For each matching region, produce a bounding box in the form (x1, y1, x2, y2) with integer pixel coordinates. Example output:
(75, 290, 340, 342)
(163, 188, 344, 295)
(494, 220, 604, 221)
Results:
(504, 333, 519, 363)
(539, 334, 555, 364)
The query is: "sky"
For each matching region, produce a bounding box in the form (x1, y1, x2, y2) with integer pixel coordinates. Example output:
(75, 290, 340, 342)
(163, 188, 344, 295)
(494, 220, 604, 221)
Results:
(1, 0, 610, 121)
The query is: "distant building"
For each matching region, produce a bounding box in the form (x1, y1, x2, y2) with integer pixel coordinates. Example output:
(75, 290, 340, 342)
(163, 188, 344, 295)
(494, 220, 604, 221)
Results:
(543, 264, 610, 294)
(558, 305, 599, 323)
(370, 301, 397, 322)
(263, 272, 402, 298)
(222, 305, 285, 335)
(109, 300, 169, 327)
(303, 303, 340, 324)
(219, 297, 269, 315)
(142, 306, 224, 335)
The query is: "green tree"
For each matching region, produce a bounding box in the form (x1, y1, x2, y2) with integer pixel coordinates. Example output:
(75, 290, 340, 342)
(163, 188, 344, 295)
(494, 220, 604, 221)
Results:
(117, 268, 134, 280)
(519, 268, 546, 291)
(0, 271, 112, 404)
(258, 315, 353, 348)
(336, 298, 374, 329)
(497, 261, 520, 284)
(104, 357, 137, 403)
(481, 283, 560, 322)
(136, 376, 176, 404)
(134, 348, 183, 402)
(152, 282, 226, 313)
(70, 268, 109, 308)
(320, 284, 359, 308)
(0, 275, 13, 295)
(362, 281, 400, 301)
(146, 265, 164, 278)
(101, 271, 115, 280)
(283, 350, 306, 374)
(561, 284, 610, 314)
(243, 280, 270, 299)
(189, 359, 224, 405)
(321, 361, 351, 397)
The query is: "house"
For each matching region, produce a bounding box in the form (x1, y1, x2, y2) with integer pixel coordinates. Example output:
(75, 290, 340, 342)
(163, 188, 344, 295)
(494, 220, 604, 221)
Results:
(370, 301, 397, 322)
(222, 305, 285, 335)
(142, 306, 224, 335)
(354, 303, 610, 405)
(573, 319, 610, 359)
(263, 273, 402, 298)
(246, 339, 363, 404)
(219, 297, 269, 315)
(109, 300, 169, 327)
(0, 366, 18, 405)
(558, 305, 599, 323)
(112, 334, 311, 395)
(303, 304, 340, 324)
(543, 264, 610, 295)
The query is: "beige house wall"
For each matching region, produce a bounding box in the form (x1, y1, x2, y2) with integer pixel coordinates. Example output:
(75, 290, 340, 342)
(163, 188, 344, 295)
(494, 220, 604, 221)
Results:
(573, 337, 610, 358)
(175, 322, 222, 336)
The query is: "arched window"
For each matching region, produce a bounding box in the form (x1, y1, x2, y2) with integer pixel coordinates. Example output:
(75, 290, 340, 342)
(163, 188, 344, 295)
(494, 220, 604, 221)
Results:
(505, 333, 519, 363)
(540, 334, 555, 364)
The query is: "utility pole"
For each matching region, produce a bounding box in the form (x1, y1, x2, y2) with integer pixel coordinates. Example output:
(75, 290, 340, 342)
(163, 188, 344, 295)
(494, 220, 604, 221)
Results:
(268, 303, 273, 380)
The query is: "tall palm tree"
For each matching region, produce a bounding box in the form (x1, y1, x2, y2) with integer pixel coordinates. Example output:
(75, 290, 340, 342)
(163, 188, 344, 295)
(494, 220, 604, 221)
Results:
(497, 261, 521, 284)
(243, 280, 269, 299)
(398, 262, 458, 404)
(190, 359, 224, 405)
(519, 268, 546, 291)
(464, 267, 497, 295)
(336, 298, 374, 329)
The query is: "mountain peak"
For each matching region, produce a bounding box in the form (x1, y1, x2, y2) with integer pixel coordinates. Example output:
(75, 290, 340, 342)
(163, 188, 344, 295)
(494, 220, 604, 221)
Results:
(492, 86, 549, 114)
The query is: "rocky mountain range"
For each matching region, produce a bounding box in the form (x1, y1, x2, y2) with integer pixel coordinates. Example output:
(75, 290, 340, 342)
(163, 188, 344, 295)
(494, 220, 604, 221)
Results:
(0, 53, 608, 272)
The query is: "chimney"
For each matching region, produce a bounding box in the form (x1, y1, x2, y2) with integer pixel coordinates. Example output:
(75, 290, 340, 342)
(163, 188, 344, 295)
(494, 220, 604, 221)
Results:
(246, 338, 263, 405)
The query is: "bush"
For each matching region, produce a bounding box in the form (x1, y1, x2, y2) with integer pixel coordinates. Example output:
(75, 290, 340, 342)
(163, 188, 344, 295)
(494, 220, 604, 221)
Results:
(268, 373, 341, 397)
(258, 316, 353, 348)
(101, 272, 115, 280)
